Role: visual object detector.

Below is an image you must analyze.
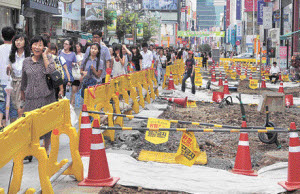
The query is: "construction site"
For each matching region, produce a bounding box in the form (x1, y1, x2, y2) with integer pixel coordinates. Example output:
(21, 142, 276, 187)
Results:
(1, 58, 300, 193)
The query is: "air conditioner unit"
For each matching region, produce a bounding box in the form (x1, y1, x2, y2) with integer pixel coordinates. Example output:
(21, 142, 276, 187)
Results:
(16, 15, 25, 29)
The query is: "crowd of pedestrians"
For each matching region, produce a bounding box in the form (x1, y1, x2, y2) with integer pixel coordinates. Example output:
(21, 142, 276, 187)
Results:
(0, 26, 203, 155)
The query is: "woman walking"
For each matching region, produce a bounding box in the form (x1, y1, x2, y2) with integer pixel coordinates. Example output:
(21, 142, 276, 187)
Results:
(80, 43, 103, 97)
(21, 35, 59, 155)
(155, 49, 167, 86)
(49, 43, 71, 100)
(131, 45, 143, 71)
(59, 39, 78, 105)
(7, 33, 31, 118)
(112, 44, 125, 77)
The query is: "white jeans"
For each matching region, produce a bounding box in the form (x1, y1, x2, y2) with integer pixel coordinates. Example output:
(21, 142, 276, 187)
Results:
(157, 66, 166, 85)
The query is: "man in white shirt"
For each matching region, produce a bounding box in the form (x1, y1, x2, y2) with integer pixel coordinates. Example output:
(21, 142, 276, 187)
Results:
(269, 62, 281, 84)
(182, 48, 188, 62)
(140, 43, 153, 70)
(0, 26, 18, 129)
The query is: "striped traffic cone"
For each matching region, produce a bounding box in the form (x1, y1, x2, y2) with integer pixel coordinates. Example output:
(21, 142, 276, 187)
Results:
(167, 71, 175, 90)
(232, 121, 257, 176)
(79, 104, 92, 157)
(285, 95, 294, 107)
(211, 71, 216, 82)
(212, 91, 224, 103)
(279, 72, 282, 81)
(218, 72, 223, 86)
(278, 81, 284, 93)
(249, 72, 252, 80)
(261, 75, 266, 88)
(223, 77, 230, 95)
(79, 119, 120, 187)
(278, 122, 300, 191)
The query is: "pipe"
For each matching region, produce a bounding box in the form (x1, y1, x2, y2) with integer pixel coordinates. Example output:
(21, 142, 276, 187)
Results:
(86, 110, 288, 130)
(36, 161, 73, 194)
(96, 126, 293, 133)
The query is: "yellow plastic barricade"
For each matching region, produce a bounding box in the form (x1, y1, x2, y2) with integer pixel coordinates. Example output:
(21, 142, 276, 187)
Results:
(6, 100, 83, 194)
(130, 72, 145, 108)
(140, 70, 151, 104)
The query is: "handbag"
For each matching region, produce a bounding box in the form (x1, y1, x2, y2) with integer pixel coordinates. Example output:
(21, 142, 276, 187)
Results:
(72, 63, 81, 80)
(46, 70, 63, 90)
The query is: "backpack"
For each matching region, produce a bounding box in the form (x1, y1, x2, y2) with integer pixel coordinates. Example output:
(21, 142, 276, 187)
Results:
(52, 55, 65, 80)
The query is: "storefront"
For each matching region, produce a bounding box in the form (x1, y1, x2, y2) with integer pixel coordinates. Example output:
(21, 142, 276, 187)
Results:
(24, 0, 60, 38)
(0, 0, 21, 31)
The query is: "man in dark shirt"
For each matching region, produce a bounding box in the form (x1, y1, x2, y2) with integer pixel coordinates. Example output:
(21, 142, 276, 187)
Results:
(182, 51, 196, 94)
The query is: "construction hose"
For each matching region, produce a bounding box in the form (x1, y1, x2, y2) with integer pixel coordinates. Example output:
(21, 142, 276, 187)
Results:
(218, 96, 233, 108)
(258, 122, 278, 144)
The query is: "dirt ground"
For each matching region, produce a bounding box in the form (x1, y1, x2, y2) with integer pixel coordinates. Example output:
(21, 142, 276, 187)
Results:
(104, 90, 300, 193)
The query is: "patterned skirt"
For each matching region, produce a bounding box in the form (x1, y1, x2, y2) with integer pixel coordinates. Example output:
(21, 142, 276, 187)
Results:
(24, 92, 56, 112)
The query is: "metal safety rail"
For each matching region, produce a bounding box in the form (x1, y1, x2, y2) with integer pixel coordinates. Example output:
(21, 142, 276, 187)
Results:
(85, 110, 289, 131)
(95, 126, 295, 133)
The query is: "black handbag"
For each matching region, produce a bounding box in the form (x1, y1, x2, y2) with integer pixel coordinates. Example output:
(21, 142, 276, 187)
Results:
(46, 70, 63, 90)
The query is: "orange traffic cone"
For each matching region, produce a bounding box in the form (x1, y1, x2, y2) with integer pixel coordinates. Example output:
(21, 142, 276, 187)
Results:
(164, 97, 188, 108)
(218, 73, 223, 86)
(79, 119, 120, 187)
(261, 75, 266, 88)
(232, 121, 257, 176)
(223, 77, 230, 94)
(249, 72, 252, 80)
(167, 71, 175, 90)
(285, 95, 294, 107)
(278, 122, 300, 191)
(278, 81, 284, 93)
(212, 92, 224, 103)
(211, 71, 216, 82)
(79, 104, 92, 157)
(279, 72, 282, 81)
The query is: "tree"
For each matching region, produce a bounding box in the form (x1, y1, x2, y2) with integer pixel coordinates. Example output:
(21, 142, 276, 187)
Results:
(198, 44, 211, 53)
(116, 11, 137, 42)
(81, 10, 114, 32)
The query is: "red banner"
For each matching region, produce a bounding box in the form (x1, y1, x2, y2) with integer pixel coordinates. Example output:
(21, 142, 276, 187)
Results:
(245, 0, 257, 12)
(226, 0, 230, 28)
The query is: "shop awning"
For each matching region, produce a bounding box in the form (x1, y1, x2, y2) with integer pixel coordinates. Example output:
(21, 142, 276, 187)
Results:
(280, 30, 300, 40)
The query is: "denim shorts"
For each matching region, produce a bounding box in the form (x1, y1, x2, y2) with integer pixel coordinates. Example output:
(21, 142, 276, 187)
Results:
(0, 85, 18, 119)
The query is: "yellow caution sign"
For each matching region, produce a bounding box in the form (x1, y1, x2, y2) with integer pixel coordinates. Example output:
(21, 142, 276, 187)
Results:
(194, 73, 202, 86)
(249, 79, 258, 89)
(240, 75, 246, 80)
(145, 118, 170, 144)
(175, 132, 201, 167)
(282, 75, 289, 82)
(230, 72, 237, 80)
(186, 100, 197, 108)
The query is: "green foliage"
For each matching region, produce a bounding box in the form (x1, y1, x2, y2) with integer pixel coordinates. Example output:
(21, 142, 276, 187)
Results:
(81, 10, 114, 33)
(116, 11, 160, 43)
(198, 44, 211, 53)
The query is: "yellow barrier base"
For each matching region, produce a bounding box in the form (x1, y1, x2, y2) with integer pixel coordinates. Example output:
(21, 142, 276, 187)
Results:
(138, 149, 207, 165)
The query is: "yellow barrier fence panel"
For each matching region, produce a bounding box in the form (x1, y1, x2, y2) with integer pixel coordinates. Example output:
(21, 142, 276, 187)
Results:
(0, 113, 32, 169)
(32, 100, 83, 181)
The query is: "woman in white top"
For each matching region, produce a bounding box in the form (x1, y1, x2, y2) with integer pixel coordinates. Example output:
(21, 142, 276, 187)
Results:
(155, 49, 167, 86)
(112, 44, 125, 77)
(7, 33, 31, 118)
(75, 42, 84, 63)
